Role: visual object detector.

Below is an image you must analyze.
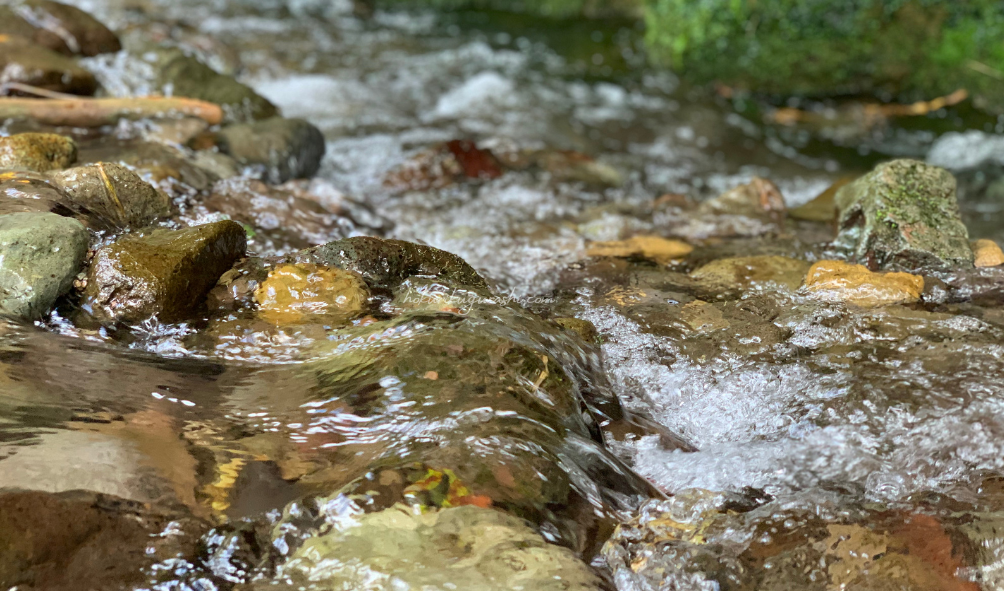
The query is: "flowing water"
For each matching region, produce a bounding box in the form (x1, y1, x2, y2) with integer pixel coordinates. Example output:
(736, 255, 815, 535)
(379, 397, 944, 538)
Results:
(5, 0, 1004, 589)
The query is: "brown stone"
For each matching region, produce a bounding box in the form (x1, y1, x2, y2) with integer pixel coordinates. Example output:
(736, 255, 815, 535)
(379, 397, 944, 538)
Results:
(690, 255, 811, 290)
(254, 262, 370, 326)
(972, 239, 1004, 268)
(586, 235, 693, 265)
(0, 35, 97, 95)
(82, 221, 247, 324)
(0, 133, 76, 172)
(804, 260, 924, 307)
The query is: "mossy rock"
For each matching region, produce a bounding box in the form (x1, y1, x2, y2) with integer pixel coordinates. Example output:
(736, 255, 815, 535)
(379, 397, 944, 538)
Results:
(645, 0, 1004, 113)
(834, 159, 973, 270)
(0, 133, 76, 173)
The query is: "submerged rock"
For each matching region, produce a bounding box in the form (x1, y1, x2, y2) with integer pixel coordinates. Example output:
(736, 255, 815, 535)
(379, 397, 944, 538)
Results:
(9, 0, 121, 57)
(82, 221, 247, 324)
(804, 260, 924, 308)
(973, 239, 1004, 268)
(215, 117, 326, 183)
(254, 263, 370, 326)
(0, 212, 88, 321)
(153, 48, 278, 123)
(0, 133, 76, 172)
(0, 489, 206, 591)
(690, 255, 811, 291)
(46, 163, 172, 229)
(835, 160, 973, 270)
(203, 179, 356, 253)
(586, 235, 693, 265)
(275, 504, 604, 591)
(0, 36, 97, 95)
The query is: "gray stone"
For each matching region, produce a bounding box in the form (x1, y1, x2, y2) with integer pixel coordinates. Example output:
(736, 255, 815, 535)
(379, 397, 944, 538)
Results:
(0, 212, 88, 320)
(215, 117, 326, 183)
(835, 159, 974, 270)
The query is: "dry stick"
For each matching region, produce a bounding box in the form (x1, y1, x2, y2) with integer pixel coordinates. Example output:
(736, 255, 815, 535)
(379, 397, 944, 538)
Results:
(0, 87, 224, 127)
(770, 89, 970, 126)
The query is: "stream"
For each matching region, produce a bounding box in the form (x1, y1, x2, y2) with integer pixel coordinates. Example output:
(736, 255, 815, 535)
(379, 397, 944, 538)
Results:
(3, 0, 1004, 589)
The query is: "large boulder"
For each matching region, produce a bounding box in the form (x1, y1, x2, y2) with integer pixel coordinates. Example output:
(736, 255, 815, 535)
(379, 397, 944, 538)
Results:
(81, 221, 247, 324)
(0, 212, 88, 320)
(834, 159, 973, 270)
(645, 0, 1004, 113)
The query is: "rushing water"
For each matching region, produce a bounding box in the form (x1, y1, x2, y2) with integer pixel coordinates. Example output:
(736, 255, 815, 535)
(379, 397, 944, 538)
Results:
(5, 0, 1004, 589)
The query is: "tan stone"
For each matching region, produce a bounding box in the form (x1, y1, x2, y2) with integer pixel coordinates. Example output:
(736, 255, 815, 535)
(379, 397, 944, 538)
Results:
(690, 255, 810, 290)
(788, 177, 850, 222)
(254, 262, 369, 325)
(973, 239, 1004, 268)
(586, 235, 693, 264)
(804, 260, 924, 307)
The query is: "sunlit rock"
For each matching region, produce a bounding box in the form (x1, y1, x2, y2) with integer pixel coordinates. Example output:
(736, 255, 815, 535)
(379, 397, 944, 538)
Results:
(586, 235, 693, 265)
(0, 133, 76, 173)
(690, 255, 810, 291)
(804, 260, 924, 307)
(973, 239, 1004, 268)
(254, 263, 370, 326)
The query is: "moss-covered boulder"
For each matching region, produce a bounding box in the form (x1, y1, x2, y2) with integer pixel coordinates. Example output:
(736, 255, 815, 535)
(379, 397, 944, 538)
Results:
(645, 0, 1004, 112)
(82, 221, 247, 324)
(834, 159, 973, 270)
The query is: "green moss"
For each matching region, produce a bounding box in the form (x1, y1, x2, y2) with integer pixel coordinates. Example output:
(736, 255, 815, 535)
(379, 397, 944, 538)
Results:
(644, 0, 1004, 112)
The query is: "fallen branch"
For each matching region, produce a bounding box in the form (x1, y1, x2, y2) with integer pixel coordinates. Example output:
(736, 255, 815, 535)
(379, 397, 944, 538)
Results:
(0, 94, 224, 127)
(770, 89, 969, 126)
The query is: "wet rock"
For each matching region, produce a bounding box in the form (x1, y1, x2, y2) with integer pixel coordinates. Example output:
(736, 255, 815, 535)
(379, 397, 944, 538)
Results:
(0, 212, 88, 320)
(203, 178, 357, 253)
(215, 117, 326, 183)
(0, 133, 76, 172)
(973, 239, 1004, 268)
(835, 159, 974, 270)
(690, 255, 811, 291)
(535, 150, 622, 186)
(0, 489, 206, 591)
(290, 236, 488, 290)
(254, 263, 370, 326)
(669, 177, 788, 239)
(804, 260, 924, 307)
(586, 235, 693, 265)
(0, 172, 79, 217)
(275, 504, 603, 591)
(10, 0, 121, 56)
(678, 300, 730, 333)
(384, 139, 502, 192)
(153, 48, 278, 123)
(46, 162, 171, 229)
(82, 221, 247, 324)
(0, 35, 97, 96)
(76, 138, 221, 197)
(553, 317, 600, 344)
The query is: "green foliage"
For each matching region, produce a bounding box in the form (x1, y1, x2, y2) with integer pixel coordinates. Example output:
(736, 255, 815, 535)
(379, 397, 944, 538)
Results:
(644, 0, 1004, 111)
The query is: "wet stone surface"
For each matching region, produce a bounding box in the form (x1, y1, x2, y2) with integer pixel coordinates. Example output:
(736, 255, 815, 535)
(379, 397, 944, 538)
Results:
(1, 1, 1004, 590)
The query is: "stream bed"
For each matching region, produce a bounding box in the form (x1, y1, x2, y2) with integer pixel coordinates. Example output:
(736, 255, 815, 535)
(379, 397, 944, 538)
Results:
(3, 0, 1004, 589)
